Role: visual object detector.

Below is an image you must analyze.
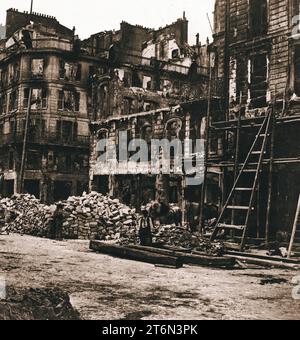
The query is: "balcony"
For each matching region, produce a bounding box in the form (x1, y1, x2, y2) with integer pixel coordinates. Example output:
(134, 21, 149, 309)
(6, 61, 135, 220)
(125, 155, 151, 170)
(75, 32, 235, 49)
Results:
(3, 37, 73, 55)
(0, 132, 90, 148)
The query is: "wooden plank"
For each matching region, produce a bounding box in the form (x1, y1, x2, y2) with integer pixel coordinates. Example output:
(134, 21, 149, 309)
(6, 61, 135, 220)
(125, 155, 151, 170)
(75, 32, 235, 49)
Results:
(218, 224, 245, 231)
(128, 244, 236, 269)
(128, 244, 177, 257)
(179, 253, 236, 269)
(224, 255, 300, 270)
(223, 242, 242, 251)
(227, 206, 249, 210)
(90, 241, 183, 268)
(242, 169, 257, 173)
(225, 250, 300, 264)
(288, 194, 300, 258)
(162, 245, 192, 253)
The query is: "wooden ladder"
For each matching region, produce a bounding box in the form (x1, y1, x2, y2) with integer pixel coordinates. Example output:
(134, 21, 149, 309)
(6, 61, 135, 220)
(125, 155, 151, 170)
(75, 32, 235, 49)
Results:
(210, 112, 272, 251)
(288, 194, 300, 258)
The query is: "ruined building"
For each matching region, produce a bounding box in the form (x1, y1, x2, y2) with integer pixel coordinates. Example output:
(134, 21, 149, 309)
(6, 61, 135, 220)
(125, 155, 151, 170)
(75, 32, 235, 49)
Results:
(205, 0, 300, 245)
(88, 16, 213, 225)
(0, 24, 5, 40)
(0, 9, 96, 202)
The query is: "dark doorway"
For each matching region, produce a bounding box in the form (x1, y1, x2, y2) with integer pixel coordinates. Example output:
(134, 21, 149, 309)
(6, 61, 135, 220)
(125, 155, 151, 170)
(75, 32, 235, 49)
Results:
(24, 180, 40, 198)
(77, 181, 88, 196)
(94, 176, 109, 195)
(53, 181, 72, 201)
(3, 180, 14, 197)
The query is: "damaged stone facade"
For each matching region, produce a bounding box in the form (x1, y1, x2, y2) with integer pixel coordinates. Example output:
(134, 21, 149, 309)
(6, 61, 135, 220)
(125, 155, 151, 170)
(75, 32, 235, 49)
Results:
(213, 0, 300, 117)
(0, 9, 211, 210)
(205, 0, 300, 240)
(89, 102, 218, 228)
(0, 9, 94, 202)
(88, 16, 212, 226)
(83, 17, 210, 121)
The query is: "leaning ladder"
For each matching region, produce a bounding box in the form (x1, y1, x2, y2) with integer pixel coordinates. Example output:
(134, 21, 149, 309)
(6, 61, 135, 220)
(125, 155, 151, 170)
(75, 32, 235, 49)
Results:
(288, 194, 300, 258)
(210, 112, 272, 251)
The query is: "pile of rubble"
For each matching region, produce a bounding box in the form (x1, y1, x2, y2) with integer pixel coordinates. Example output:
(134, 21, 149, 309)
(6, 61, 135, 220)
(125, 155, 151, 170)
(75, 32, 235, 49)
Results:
(0, 192, 139, 242)
(0, 194, 54, 237)
(61, 192, 138, 242)
(0, 287, 80, 320)
(152, 225, 224, 256)
(0, 194, 221, 255)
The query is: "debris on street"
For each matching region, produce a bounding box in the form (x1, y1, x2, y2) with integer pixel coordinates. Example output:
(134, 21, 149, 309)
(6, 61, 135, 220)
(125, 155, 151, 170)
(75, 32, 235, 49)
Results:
(0, 192, 138, 242)
(0, 287, 80, 320)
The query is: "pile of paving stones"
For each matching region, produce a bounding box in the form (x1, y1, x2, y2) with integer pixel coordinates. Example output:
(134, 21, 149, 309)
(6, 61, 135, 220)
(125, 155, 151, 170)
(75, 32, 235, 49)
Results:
(61, 191, 139, 242)
(0, 193, 139, 242)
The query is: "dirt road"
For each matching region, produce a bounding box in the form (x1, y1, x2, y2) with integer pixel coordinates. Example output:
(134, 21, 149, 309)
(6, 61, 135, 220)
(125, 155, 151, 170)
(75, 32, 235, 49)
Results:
(0, 234, 299, 320)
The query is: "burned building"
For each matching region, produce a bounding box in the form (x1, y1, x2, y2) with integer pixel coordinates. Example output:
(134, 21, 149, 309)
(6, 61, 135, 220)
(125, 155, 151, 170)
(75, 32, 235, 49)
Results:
(204, 0, 300, 248)
(0, 9, 96, 202)
(0, 24, 5, 40)
(89, 16, 213, 225)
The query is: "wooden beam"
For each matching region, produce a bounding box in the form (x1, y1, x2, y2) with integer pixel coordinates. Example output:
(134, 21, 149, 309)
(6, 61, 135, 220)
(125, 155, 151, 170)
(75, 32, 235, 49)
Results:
(224, 254, 300, 270)
(19, 88, 32, 193)
(265, 106, 276, 243)
(90, 241, 183, 268)
(225, 250, 300, 264)
(127, 244, 236, 268)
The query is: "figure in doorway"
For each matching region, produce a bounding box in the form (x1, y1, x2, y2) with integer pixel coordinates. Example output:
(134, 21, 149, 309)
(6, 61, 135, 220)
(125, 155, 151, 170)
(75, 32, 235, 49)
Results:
(49, 204, 64, 240)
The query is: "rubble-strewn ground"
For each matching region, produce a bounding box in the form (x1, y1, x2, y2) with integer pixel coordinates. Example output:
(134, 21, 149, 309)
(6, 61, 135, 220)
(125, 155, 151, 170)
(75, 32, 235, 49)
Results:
(0, 234, 300, 320)
(0, 287, 80, 320)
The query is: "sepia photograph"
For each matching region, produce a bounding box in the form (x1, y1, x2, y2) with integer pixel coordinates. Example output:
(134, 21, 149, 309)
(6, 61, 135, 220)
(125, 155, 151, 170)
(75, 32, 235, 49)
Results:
(0, 0, 300, 324)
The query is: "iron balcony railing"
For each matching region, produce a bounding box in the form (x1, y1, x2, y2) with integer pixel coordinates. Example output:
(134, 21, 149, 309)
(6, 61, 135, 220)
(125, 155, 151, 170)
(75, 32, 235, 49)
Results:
(0, 131, 90, 147)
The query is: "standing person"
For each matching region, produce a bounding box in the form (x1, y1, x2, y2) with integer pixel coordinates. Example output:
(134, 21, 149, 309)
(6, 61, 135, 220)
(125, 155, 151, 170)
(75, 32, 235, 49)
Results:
(138, 206, 153, 246)
(50, 204, 64, 240)
(0, 207, 9, 235)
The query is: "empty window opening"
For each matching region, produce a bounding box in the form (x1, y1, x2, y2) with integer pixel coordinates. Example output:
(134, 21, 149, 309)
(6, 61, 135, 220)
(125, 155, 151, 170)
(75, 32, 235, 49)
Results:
(172, 49, 180, 59)
(250, 54, 268, 108)
(143, 76, 152, 90)
(58, 90, 80, 112)
(26, 151, 41, 171)
(24, 88, 47, 109)
(31, 59, 44, 78)
(294, 45, 300, 96)
(249, 0, 268, 37)
(8, 90, 19, 112)
(59, 60, 82, 81)
(56, 120, 78, 143)
(0, 94, 7, 114)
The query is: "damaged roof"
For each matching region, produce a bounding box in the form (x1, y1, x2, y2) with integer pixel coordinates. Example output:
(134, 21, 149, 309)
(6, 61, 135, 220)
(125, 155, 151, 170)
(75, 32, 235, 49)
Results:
(5, 8, 74, 40)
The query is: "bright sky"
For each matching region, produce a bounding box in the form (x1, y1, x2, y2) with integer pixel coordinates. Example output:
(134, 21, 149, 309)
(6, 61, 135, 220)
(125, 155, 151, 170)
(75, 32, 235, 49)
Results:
(0, 0, 215, 44)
